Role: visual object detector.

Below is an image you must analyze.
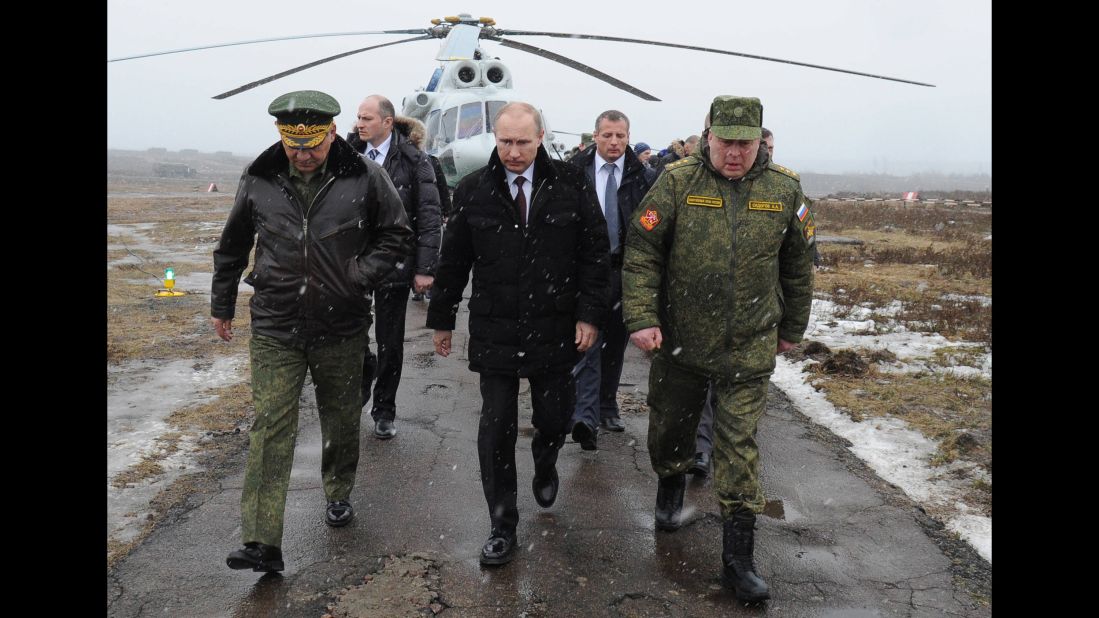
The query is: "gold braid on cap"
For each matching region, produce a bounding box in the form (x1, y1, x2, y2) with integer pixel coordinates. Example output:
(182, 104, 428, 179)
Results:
(277, 121, 333, 148)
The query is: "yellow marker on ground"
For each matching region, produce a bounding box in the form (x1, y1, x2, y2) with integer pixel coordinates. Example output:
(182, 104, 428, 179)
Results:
(155, 267, 186, 297)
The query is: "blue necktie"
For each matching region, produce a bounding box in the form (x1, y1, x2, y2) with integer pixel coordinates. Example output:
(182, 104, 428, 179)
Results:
(368, 148, 380, 161)
(603, 162, 619, 252)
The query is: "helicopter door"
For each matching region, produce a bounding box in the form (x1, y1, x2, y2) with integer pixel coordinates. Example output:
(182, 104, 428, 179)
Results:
(425, 109, 442, 153)
(441, 107, 458, 145)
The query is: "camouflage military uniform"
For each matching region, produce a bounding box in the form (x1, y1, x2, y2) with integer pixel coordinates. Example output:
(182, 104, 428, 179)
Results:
(622, 135, 815, 518)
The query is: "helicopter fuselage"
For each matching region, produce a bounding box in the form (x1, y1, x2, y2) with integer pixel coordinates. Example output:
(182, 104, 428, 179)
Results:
(401, 55, 561, 187)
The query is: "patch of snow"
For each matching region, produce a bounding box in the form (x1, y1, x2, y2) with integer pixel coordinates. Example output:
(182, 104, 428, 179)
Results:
(808, 299, 991, 380)
(107, 355, 247, 543)
(772, 357, 991, 563)
(941, 293, 992, 307)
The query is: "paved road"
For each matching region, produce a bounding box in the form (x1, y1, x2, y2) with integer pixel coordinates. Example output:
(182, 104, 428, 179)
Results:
(107, 298, 990, 617)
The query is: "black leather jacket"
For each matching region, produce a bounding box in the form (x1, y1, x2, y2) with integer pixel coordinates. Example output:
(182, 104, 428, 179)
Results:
(211, 136, 414, 343)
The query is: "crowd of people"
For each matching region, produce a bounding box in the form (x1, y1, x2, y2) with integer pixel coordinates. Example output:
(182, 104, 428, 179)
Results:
(211, 89, 816, 604)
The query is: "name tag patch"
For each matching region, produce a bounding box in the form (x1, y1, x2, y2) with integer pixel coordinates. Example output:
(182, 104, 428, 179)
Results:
(749, 200, 784, 212)
(686, 195, 723, 208)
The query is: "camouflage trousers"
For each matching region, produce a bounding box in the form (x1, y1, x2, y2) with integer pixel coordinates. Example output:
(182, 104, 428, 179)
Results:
(241, 331, 367, 548)
(646, 352, 769, 518)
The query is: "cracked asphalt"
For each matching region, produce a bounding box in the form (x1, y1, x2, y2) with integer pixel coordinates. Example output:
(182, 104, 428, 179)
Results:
(107, 297, 991, 617)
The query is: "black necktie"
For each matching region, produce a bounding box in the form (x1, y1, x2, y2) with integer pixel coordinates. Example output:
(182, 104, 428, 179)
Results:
(514, 177, 527, 227)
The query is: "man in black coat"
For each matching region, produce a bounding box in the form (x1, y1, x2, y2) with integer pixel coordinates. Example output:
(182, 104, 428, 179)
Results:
(348, 95, 442, 439)
(567, 110, 656, 450)
(427, 102, 610, 566)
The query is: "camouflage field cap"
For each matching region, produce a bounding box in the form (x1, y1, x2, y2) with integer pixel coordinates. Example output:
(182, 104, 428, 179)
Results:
(708, 96, 763, 141)
(268, 90, 341, 149)
(580, 132, 594, 145)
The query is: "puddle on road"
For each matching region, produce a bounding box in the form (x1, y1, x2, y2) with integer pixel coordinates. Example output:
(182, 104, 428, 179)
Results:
(107, 355, 246, 543)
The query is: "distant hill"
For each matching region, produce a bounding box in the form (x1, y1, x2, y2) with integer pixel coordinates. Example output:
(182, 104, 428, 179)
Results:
(108, 148, 252, 185)
(109, 149, 992, 198)
(800, 171, 992, 198)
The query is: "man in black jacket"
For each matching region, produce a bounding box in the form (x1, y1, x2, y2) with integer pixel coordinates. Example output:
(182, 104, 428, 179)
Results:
(427, 102, 610, 566)
(213, 90, 413, 573)
(567, 110, 656, 450)
(348, 95, 442, 439)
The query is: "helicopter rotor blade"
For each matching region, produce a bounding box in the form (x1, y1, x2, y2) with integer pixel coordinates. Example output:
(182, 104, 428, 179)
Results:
(493, 29, 934, 87)
(108, 29, 429, 63)
(212, 35, 433, 100)
(486, 36, 660, 101)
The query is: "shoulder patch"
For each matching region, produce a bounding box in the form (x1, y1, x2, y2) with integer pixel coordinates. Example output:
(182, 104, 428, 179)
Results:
(768, 162, 800, 181)
(666, 157, 698, 171)
(639, 209, 661, 231)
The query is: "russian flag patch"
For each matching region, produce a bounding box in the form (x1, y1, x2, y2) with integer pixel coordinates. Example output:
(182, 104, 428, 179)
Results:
(796, 203, 809, 222)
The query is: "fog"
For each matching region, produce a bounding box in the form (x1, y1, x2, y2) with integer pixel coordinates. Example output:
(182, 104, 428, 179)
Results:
(107, 0, 991, 176)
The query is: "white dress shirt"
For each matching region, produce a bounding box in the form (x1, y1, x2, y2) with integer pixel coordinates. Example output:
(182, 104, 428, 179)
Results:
(366, 132, 393, 163)
(504, 164, 535, 224)
(593, 152, 624, 217)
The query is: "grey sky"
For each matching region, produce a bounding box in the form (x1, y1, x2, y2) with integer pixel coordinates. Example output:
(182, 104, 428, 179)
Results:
(107, 0, 990, 176)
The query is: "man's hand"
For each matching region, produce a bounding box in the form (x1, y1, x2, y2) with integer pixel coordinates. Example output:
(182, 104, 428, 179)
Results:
(433, 330, 453, 357)
(630, 326, 663, 352)
(575, 321, 598, 352)
(414, 274, 434, 294)
(212, 317, 233, 342)
(776, 339, 796, 355)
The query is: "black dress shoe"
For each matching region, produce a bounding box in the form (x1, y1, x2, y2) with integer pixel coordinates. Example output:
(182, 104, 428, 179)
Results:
(688, 451, 710, 478)
(655, 473, 686, 531)
(600, 417, 626, 432)
(532, 467, 560, 508)
(227, 542, 284, 572)
(373, 418, 397, 439)
(325, 500, 354, 527)
(571, 422, 597, 451)
(480, 531, 517, 566)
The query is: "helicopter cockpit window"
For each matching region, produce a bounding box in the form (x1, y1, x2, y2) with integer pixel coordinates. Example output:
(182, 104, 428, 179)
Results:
(441, 107, 458, 145)
(457, 102, 484, 139)
(426, 109, 442, 153)
(485, 101, 507, 133)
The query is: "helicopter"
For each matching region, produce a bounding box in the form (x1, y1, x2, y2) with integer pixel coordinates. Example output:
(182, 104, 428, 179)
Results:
(108, 13, 933, 187)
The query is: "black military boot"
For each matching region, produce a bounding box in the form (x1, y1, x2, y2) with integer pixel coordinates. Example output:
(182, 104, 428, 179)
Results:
(721, 511, 770, 602)
(654, 473, 686, 531)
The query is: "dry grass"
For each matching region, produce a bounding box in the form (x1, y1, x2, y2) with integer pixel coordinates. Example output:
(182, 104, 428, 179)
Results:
(819, 238, 992, 279)
(167, 381, 255, 434)
(106, 265, 251, 363)
(806, 349, 991, 485)
(800, 201, 992, 514)
(822, 277, 992, 346)
(108, 193, 234, 224)
(812, 200, 991, 240)
(813, 203, 991, 347)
